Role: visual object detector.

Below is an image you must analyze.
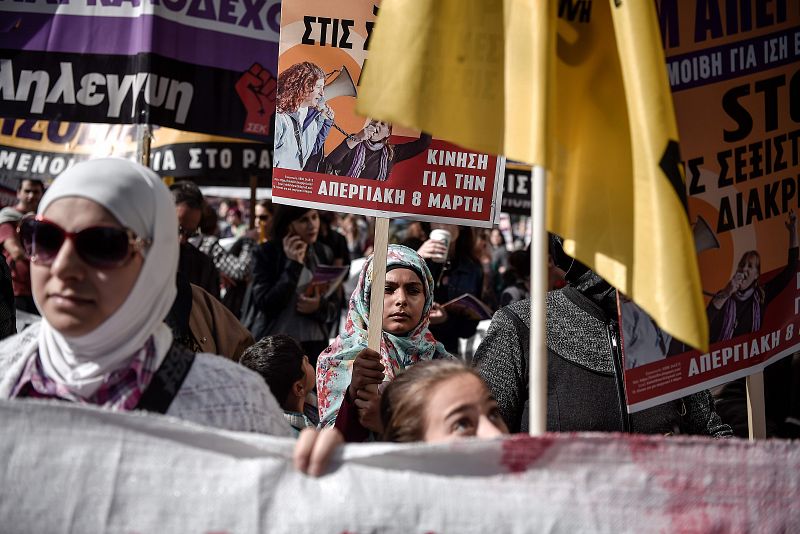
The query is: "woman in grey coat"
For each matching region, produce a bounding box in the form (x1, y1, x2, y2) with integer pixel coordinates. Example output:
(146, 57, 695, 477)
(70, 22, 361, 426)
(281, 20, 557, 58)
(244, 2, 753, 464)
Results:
(473, 237, 731, 437)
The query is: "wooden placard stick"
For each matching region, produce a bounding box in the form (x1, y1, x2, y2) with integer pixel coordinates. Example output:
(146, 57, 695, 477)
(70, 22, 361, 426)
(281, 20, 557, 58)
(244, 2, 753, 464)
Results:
(137, 124, 152, 167)
(248, 175, 258, 229)
(746, 371, 767, 440)
(366, 217, 390, 351)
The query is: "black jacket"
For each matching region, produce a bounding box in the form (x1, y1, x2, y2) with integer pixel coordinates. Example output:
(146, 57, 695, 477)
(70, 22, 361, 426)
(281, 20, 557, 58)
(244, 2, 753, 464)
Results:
(243, 240, 339, 342)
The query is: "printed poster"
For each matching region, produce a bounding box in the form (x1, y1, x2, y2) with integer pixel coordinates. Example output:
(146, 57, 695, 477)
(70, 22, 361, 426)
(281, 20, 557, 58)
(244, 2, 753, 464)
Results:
(0, 118, 273, 184)
(0, 0, 280, 141)
(271, 0, 505, 227)
(621, 1, 800, 412)
(502, 163, 533, 216)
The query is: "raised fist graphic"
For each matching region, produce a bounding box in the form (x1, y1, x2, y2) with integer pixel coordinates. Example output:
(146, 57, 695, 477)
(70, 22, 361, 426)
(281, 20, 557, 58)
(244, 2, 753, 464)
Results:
(235, 63, 277, 136)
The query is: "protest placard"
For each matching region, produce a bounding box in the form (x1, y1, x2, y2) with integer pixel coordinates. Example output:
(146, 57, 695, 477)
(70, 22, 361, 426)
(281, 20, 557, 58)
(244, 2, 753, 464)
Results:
(621, 4, 800, 413)
(270, 0, 505, 227)
(501, 163, 532, 216)
(0, 1, 280, 141)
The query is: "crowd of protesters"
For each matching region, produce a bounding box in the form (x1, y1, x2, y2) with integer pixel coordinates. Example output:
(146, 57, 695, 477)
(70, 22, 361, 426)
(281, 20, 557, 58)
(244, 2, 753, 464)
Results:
(2, 159, 800, 479)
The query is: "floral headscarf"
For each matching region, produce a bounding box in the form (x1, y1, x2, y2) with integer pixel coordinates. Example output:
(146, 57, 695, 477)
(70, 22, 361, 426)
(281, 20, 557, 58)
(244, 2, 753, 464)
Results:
(317, 245, 450, 426)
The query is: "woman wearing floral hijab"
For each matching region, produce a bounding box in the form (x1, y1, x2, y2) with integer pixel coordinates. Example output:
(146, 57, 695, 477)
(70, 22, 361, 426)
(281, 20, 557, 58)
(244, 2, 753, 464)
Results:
(317, 244, 450, 438)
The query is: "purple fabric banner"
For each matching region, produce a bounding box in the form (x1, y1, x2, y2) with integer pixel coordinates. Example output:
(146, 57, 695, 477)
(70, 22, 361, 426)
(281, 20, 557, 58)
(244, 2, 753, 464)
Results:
(0, 6, 281, 141)
(1, 13, 279, 73)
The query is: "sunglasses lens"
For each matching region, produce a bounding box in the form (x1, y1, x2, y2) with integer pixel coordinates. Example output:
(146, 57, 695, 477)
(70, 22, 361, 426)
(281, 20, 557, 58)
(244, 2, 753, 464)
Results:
(75, 227, 131, 269)
(24, 219, 65, 263)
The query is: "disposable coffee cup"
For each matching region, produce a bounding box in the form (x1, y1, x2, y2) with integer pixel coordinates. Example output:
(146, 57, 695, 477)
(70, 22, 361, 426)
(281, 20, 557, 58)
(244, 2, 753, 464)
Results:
(428, 229, 451, 263)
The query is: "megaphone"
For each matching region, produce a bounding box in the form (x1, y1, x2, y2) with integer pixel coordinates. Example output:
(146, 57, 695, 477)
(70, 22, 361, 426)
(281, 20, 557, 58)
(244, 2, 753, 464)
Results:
(324, 66, 358, 100)
(693, 215, 719, 253)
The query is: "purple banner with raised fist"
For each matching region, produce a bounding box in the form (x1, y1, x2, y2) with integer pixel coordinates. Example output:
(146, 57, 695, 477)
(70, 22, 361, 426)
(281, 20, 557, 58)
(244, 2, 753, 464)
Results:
(0, 1, 280, 142)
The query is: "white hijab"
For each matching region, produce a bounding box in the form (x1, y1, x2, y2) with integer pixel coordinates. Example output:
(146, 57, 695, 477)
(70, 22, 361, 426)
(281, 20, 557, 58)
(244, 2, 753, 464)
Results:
(33, 158, 178, 398)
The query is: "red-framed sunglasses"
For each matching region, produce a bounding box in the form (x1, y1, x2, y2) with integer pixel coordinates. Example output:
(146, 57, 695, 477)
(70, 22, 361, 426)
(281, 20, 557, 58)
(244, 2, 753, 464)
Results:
(18, 215, 151, 270)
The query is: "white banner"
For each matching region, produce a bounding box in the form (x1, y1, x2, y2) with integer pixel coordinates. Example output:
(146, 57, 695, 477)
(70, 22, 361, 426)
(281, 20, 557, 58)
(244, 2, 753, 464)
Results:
(1, 399, 798, 533)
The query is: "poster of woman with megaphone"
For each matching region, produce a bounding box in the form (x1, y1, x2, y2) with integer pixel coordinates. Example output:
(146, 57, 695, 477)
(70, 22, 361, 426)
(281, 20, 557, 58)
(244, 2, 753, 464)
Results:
(273, 61, 335, 171)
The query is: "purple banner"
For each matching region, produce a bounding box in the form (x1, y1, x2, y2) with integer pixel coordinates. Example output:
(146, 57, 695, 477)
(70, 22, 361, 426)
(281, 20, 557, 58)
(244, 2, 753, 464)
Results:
(0, 13, 279, 74)
(0, 7, 281, 141)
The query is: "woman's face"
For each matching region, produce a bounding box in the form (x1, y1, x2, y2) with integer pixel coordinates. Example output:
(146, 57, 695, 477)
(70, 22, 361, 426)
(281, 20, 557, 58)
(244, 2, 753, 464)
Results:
(341, 215, 354, 233)
(31, 197, 144, 337)
(289, 209, 320, 244)
(490, 229, 503, 247)
(422, 373, 508, 442)
(301, 78, 325, 109)
(255, 204, 271, 229)
(737, 254, 761, 289)
(369, 121, 391, 142)
(226, 211, 241, 226)
(382, 267, 425, 335)
(407, 221, 425, 240)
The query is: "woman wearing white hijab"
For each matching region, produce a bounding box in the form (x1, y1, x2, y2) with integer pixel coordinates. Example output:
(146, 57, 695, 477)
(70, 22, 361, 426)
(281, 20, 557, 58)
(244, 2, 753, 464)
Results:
(0, 158, 290, 435)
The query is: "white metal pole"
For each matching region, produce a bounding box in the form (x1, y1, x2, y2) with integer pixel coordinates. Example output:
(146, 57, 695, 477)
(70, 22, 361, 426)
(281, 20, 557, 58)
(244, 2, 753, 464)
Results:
(366, 217, 390, 351)
(528, 164, 548, 435)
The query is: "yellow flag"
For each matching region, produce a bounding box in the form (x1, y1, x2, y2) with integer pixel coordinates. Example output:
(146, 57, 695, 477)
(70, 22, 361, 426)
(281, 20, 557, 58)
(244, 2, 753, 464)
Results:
(358, 0, 707, 351)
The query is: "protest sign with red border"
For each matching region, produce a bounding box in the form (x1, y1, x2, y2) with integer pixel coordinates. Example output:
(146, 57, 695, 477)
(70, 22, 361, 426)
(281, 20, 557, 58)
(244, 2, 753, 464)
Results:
(271, 0, 505, 227)
(621, 2, 800, 412)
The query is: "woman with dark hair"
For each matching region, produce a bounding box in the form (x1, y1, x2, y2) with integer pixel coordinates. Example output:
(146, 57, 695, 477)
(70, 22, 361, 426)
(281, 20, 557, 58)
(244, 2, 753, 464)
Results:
(274, 61, 334, 171)
(254, 200, 273, 243)
(341, 214, 369, 260)
(239, 334, 318, 434)
(326, 119, 431, 181)
(499, 249, 530, 306)
(246, 205, 338, 364)
(418, 224, 485, 354)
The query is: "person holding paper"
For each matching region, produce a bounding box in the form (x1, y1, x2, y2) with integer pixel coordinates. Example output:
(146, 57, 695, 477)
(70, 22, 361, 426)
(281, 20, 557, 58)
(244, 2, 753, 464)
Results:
(245, 205, 339, 365)
(418, 224, 485, 354)
(273, 61, 334, 171)
(316, 245, 451, 438)
(325, 119, 431, 181)
(0, 159, 290, 435)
